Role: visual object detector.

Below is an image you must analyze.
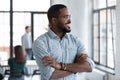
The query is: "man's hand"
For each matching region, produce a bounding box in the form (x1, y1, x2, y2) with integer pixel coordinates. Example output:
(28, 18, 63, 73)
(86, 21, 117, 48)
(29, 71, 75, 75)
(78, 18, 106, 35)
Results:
(74, 54, 88, 63)
(42, 56, 61, 70)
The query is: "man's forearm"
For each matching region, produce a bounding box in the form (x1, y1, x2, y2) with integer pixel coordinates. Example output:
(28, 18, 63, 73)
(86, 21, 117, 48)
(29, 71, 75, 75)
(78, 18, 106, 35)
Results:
(50, 69, 72, 79)
(50, 61, 91, 79)
(65, 61, 92, 73)
(42, 54, 93, 79)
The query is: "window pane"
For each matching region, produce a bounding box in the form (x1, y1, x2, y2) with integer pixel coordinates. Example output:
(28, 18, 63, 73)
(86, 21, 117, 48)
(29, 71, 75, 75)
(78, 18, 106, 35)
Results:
(100, 10, 107, 40)
(13, 0, 50, 11)
(100, 25, 107, 65)
(100, 24, 107, 66)
(100, 51, 106, 65)
(13, 13, 31, 46)
(108, 0, 116, 6)
(100, 10, 107, 65)
(100, 10, 106, 24)
(0, 13, 10, 60)
(107, 9, 115, 68)
(0, 0, 10, 11)
(107, 50, 114, 68)
(94, 38, 99, 52)
(34, 14, 48, 40)
(94, 26, 99, 38)
(94, 0, 106, 9)
(94, 13, 98, 26)
(94, 39, 99, 62)
(93, 13, 99, 40)
(93, 13, 100, 63)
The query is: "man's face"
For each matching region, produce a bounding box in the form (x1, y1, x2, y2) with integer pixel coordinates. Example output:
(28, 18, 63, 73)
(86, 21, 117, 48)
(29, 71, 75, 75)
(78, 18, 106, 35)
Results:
(56, 8, 71, 33)
(26, 27, 31, 33)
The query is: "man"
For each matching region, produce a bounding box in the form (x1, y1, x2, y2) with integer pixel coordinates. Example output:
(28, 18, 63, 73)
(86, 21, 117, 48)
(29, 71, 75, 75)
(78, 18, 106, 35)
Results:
(21, 26, 32, 76)
(21, 26, 33, 60)
(32, 4, 95, 80)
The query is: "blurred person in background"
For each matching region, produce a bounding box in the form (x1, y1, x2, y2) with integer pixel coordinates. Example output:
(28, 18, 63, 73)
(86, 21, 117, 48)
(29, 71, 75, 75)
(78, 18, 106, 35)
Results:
(8, 45, 26, 80)
(21, 26, 33, 60)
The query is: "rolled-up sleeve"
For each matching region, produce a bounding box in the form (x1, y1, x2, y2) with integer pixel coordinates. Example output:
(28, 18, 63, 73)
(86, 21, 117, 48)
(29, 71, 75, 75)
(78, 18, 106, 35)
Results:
(86, 58, 95, 70)
(32, 38, 55, 80)
(41, 66, 55, 80)
(76, 37, 95, 71)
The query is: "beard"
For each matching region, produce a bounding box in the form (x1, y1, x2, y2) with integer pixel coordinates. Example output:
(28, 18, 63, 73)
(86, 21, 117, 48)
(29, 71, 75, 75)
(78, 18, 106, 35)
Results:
(57, 23, 71, 33)
(63, 26, 71, 33)
(63, 21, 71, 33)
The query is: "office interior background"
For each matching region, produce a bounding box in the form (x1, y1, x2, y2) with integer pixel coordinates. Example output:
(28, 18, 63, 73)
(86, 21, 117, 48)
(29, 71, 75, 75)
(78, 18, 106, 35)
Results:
(0, 0, 120, 80)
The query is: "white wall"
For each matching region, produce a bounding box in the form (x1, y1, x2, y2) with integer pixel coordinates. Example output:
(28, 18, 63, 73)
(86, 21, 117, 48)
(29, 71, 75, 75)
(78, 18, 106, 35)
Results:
(51, 0, 93, 57)
(115, 0, 120, 80)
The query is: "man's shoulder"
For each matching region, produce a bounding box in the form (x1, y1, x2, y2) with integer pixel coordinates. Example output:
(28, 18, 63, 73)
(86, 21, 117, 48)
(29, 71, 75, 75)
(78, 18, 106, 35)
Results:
(32, 32, 49, 49)
(21, 33, 26, 38)
(37, 32, 48, 40)
(33, 32, 49, 43)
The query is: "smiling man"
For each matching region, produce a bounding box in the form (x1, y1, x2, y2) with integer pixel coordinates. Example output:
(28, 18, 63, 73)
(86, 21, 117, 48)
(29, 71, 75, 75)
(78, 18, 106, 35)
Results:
(32, 4, 95, 80)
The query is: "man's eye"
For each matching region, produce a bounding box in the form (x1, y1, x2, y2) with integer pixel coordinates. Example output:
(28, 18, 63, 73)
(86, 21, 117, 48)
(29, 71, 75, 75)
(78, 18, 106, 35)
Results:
(63, 15, 71, 18)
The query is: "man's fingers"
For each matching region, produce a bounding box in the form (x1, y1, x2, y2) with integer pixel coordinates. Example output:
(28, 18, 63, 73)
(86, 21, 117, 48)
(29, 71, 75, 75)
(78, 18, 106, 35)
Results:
(74, 54, 88, 63)
(42, 60, 53, 66)
(42, 56, 52, 60)
(42, 56, 53, 62)
(42, 56, 55, 66)
(79, 54, 88, 59)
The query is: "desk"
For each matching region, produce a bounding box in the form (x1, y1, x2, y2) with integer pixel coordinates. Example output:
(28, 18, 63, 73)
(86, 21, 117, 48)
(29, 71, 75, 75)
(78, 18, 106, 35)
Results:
(26, 60, 37, 66)
(0, 60, 39, 75)
(0, 60, 9, 75)
(1, 60, 37, 66)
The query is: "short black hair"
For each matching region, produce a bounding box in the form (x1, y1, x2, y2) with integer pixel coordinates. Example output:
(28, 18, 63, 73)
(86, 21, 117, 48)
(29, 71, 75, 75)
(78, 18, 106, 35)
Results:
(47, 4, 67, 23)
(25, 26, 30, 30)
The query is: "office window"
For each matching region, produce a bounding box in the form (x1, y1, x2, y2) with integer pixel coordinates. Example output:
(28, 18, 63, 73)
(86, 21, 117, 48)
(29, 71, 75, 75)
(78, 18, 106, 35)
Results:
(0, 13, 10, 60)
(0, 0, 50, 61)
(107, 0, 116, 6)
(0, 0, 10, 11)
(13, 13, 31, 46)
(13, 0, 50, 11)
(93, 0, 116, 69)
(33, 14, 48, 40)
(94, 0, 106, 9)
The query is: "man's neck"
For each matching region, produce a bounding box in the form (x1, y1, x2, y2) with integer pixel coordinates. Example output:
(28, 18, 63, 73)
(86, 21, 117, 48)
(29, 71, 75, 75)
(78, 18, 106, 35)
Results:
(50, 28, 65, 39)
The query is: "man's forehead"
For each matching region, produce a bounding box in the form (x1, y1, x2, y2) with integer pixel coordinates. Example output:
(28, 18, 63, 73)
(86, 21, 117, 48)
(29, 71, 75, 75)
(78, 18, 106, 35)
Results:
(59, 8, 70, 15)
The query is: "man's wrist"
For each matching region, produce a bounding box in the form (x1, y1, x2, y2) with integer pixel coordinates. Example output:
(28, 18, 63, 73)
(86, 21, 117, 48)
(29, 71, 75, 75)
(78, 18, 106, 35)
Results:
(60, 63, 68, 71)
(60, 63, 76, 74)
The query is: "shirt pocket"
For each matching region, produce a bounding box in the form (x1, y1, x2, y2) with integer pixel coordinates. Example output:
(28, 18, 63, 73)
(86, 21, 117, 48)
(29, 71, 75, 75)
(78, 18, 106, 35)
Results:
(49, 47, 62, 62)
(67, 47, 77, 62)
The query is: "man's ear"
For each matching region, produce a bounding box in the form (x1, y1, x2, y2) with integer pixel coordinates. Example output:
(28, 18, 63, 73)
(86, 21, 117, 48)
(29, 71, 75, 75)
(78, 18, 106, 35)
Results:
(52, 17, 57, 23)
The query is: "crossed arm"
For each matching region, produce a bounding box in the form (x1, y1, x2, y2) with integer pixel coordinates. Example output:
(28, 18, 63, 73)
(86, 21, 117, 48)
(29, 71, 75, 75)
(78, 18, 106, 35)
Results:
(42, 54, 92, 79)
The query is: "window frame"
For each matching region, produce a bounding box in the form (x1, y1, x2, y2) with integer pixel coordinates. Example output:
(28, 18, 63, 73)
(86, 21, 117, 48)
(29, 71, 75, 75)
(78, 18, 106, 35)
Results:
(92, 0, 116, 74)
(0, 0, 51, 60)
